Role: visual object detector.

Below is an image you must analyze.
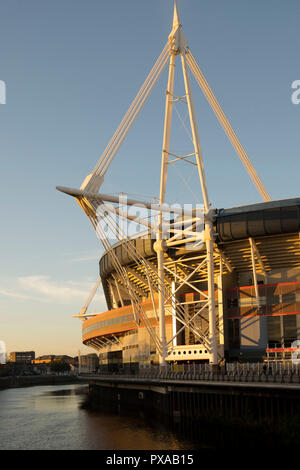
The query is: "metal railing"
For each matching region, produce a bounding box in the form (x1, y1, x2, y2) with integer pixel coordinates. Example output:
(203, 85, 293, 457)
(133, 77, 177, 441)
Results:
(83, 361, 300, 384)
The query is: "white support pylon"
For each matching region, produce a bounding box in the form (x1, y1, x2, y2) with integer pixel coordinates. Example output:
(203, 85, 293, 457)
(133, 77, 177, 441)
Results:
(155, 38, 176, 366)
(155, 1, 218, 365)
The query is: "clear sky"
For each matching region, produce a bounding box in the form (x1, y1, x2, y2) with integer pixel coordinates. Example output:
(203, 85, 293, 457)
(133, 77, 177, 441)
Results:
(0, 0, 299, 357)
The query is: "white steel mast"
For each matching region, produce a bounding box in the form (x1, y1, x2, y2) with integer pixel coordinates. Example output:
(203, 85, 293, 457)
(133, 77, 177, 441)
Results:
(155, 1, 217, 364)
(57, 1, 271, 367)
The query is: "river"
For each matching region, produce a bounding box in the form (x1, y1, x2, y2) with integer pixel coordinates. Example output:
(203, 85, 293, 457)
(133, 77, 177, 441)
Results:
(1, 382, 296, 450)
(0, 383, 198, 450)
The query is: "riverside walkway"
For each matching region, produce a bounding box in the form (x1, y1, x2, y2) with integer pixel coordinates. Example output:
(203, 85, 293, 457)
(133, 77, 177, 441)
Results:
(79, 362, 300, 388)
(81, 363, 300, 425)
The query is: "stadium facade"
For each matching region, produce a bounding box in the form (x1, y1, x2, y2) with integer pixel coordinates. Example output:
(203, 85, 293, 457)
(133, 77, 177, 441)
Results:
(81, 198, 300, 368)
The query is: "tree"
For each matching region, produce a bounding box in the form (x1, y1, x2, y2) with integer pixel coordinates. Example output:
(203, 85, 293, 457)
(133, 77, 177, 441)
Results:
(50, 360, 71, 373)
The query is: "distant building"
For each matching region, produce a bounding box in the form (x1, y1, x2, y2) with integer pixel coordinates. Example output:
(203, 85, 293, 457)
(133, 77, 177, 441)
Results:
(9, 351, 35, 364)
(32, 355, 76, 365)
(32, 355, 55, 364)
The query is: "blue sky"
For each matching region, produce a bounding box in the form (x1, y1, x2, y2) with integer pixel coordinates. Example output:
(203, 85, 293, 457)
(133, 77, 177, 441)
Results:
(0, 0, 299, 356)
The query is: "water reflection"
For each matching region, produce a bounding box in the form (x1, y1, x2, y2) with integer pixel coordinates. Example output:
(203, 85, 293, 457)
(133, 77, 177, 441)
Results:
(80, 408, 197, 450)
(0, 384, 196, 450)
(0, 384, 296, 449)
(41, 386, 88, 397)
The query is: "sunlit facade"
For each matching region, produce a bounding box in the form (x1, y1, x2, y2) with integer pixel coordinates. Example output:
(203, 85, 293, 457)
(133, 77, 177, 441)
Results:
(81, 198, 300, 368)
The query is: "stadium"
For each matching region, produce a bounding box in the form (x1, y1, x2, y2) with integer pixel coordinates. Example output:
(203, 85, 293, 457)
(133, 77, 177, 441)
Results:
(80, 198, 300, 369)
(57, 2, 300, 370)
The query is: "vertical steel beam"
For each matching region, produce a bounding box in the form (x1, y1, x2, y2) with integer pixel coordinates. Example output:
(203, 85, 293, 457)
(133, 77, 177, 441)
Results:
(181, 52, 217, 365)
(108, 280, 118, 309)
(156, 233, 168, 365)
(180, 53, 209, 210)
(172, 280, 177, 346)
(156, 53, 176, 365)
(249, 238, 261, 309)
(218, 257, 224, 348)
(160, 53, 176, 203)
(112, 275, 125, 307)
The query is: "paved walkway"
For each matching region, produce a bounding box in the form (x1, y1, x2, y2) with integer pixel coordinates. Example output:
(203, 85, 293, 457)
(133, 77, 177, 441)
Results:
(80, 375, 300, 390)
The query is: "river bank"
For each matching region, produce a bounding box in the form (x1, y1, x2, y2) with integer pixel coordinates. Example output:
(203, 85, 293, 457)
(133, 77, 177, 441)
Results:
(0, 374, 84, 390)
(84, 375, 300, 448)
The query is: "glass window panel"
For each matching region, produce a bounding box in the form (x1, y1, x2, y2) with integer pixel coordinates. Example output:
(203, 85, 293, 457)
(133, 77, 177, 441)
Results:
(283, 314, 296, 342)
(267, 316, 281, 343)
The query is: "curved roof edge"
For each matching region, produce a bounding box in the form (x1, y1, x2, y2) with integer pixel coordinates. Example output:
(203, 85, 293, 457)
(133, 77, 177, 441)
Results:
(99, 197, 300, 277)
(217, 197, 300, 216)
